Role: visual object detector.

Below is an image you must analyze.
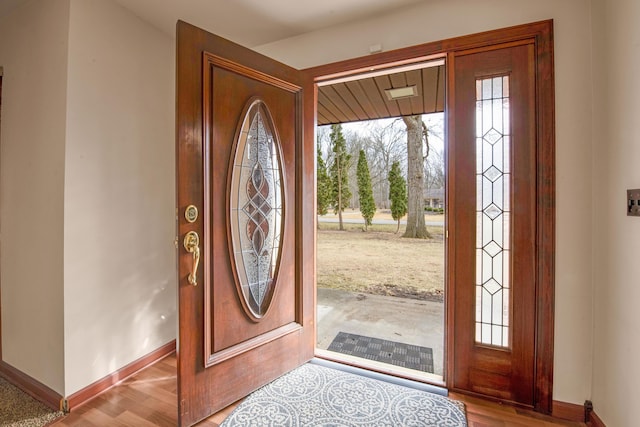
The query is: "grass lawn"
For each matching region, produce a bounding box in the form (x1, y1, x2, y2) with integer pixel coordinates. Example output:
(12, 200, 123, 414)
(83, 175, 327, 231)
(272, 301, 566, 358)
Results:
(317, 219, 445, 301)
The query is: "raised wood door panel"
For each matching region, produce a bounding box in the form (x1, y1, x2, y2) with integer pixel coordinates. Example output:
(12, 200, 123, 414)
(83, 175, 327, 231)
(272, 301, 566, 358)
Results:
(451, 43, 537, 406)
(205, 60, 297, 355)
(176, 21, 315, 427)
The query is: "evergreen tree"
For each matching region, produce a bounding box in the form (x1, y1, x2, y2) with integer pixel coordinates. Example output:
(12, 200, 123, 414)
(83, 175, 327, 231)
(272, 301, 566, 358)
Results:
(329, 124, 351, 231)
(388, 161, 408, 234)
(356, 150, 376, 231)
(317, 147, 332, 217)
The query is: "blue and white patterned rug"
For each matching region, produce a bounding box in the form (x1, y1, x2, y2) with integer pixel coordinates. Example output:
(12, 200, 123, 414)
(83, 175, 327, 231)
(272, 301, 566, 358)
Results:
(220, 363, 467, 426)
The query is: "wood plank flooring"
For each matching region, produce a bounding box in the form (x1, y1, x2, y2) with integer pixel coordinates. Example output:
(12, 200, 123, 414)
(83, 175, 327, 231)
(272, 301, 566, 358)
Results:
(53, 354, 586, 426)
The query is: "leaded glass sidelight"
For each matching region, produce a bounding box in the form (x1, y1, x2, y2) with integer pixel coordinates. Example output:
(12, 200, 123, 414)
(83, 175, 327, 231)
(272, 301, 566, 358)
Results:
(475, 76, 511, 348)
(229, 99, 284, 320)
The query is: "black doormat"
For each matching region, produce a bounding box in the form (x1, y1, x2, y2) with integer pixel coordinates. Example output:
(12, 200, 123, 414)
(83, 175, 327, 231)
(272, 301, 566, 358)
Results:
(327, 332, 434, 373)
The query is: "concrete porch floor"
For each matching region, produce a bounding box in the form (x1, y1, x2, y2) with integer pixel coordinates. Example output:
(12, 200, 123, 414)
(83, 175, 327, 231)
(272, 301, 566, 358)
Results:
(316, 287, 444, 377)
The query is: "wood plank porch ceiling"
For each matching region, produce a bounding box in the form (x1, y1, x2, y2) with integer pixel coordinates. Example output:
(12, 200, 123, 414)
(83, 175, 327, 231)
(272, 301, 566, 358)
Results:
(317, 64, 445, 126)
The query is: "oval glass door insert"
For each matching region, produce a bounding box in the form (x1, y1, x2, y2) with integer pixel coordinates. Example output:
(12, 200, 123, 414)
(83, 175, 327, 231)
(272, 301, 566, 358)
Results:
(229, 99, 284, 320)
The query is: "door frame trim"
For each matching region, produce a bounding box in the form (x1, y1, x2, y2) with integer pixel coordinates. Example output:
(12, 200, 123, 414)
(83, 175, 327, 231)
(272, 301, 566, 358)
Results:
(0, 70, 3, 363)
(304, 20, 555, 414)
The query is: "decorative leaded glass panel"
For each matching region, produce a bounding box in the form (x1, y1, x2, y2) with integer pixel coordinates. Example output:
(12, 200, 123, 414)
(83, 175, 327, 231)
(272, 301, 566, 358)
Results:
(229, 99, 284, 319)
(475, 76, 511, 348)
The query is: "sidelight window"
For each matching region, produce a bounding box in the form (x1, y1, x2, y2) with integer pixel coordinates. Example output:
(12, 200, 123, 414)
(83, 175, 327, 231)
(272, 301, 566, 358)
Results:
(475, 76, 511, 348)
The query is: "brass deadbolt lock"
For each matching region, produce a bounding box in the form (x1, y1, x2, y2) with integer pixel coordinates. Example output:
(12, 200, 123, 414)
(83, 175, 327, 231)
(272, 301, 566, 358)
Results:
(185, 205, 198, 223)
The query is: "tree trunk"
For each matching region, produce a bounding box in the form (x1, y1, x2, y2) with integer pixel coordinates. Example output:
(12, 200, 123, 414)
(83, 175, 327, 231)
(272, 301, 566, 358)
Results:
(337, 163, 344, 231)
(402, 116, 431, 239)
(396, 218, 400, 234)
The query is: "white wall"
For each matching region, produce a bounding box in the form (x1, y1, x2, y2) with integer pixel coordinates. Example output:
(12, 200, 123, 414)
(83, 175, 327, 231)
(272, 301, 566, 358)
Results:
(63, 0, 176, 394)
(0, 0, 70, 395)
(256, 0, 595, 405)
(591, 0, 640, 425)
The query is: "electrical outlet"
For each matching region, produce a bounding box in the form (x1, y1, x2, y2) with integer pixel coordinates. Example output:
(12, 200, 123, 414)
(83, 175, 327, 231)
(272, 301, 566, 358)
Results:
(628, 189, 640, 216)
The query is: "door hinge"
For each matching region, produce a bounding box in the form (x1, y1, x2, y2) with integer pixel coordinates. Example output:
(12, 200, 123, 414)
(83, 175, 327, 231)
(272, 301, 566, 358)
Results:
(446, 229, 449, 239)
(180, 399, 188, 416)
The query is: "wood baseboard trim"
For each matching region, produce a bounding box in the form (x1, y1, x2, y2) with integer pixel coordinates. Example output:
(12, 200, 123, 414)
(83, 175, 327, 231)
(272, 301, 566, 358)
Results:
(65, 339, 176, 411)
(0, 360, 63, 410)
(590, 410, 606, 427)
(551, 400, 585, 422)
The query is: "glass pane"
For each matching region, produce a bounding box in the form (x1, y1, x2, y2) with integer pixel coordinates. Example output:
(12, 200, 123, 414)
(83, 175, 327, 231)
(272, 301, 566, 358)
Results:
(482, 175, 493, 210)
(492, 250, 503, 284)
(482, 99, 492, 137)
(492, 176, 504, 207)
(492, 99, 503, 133)
(482, 141, 494, 177)
(492, 213, 503, 247)
(476, 102, 483, 138)
(482, 79, 492, 100)
(475, 75, 511, 348)
(229, 100, 284, 319)
(502, 289, 510, 326)
(492, 325, 502, 346)
(476, 137, 483, 176)
(476, 285, 482, 321)
(492, 76, 503, 98)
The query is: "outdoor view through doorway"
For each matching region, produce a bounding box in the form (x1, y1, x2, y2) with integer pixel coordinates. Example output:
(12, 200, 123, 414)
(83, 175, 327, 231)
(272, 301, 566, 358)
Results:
(315, 61, 446, 381)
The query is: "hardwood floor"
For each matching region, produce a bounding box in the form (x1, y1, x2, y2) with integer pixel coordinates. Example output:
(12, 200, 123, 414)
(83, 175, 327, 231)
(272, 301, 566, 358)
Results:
(53, 354, 586, 426)
(450, 393, 586, 427)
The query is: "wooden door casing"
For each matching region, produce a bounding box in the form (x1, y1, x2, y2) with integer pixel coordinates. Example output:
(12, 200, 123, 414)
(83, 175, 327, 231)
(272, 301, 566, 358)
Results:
(306, 21, 555, 413)
(176, 21, 315, 427)
(0, 73, 2, 361)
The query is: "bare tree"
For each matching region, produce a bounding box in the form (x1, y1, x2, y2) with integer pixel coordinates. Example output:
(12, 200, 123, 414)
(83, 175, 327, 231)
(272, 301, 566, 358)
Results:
(402, 115, 431, 239)
(364, 121, 406, 208)
(316, 125, 332, 166)
(425, 147, 445, 191)
(340, 125, 404, 211)
(345, 131, 367, 210)
(319, 116, 441, 229)
(423, 114, 445, 194)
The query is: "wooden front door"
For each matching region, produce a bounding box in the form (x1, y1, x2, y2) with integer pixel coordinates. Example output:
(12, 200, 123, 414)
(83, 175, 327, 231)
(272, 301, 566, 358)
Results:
(450, 42, 538, 406)
(176, 21, 315, 427)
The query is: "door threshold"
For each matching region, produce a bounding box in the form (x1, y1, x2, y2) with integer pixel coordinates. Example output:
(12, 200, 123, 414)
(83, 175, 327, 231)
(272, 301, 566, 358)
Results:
(314, 349, 446, 394)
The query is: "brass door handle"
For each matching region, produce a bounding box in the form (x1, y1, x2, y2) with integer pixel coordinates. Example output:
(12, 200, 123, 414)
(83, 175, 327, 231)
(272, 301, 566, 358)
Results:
(183, 231, 200, 286)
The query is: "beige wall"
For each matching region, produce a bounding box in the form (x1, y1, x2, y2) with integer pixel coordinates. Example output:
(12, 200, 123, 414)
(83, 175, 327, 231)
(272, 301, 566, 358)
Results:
(591, 0, 640, 425)
(63, 0, 176, 395)
(5, 1, 636, 420)
(257, 0, 596, 405)
(0, 0, 175, 397)
(0, 0, 70, 395)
